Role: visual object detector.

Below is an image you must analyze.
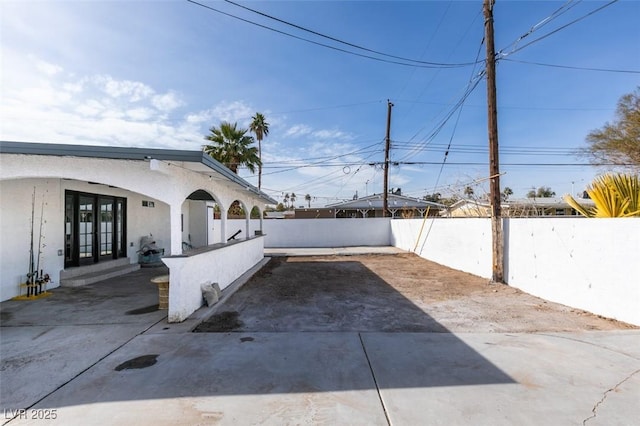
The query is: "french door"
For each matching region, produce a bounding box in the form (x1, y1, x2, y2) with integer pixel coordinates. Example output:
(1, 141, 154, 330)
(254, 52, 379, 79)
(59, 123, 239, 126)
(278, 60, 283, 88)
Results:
(65, 191, 127, 267)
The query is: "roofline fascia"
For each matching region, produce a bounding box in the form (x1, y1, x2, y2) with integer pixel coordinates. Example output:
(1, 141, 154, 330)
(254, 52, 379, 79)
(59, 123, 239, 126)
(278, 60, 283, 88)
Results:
(0, 141, 277, 204)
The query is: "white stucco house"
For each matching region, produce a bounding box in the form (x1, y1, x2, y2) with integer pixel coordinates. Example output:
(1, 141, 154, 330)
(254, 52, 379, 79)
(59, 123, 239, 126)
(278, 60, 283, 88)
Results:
(0, 141, 276, 322)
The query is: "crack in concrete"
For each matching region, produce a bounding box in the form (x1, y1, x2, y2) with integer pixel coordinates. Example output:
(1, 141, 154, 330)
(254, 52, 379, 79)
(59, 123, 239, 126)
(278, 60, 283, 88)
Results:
(583, 368, 640, 425)
(1, 315, 167, 426)
(537, 333, 640, 361)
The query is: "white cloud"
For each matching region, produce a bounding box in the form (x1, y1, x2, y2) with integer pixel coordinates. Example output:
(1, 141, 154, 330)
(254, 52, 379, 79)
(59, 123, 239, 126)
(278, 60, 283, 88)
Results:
(75, 99, 105, 117)
(185, 110, 214, 124)
(210, 100, 254, 125)
(33, 58, 63, 76)
(285, 124, 312, 138)
(93, 75, 154, 102)
(126, 107, 155, 121)
(0, 62, 209, 149)
(311, 129, 353, 140)
(152, 92, 183, 112)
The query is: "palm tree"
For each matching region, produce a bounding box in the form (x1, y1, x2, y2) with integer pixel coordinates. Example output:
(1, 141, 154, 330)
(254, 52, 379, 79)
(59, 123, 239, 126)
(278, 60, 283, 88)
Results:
(290, 193, 296, 209)
(204, 122, 261, 174)
(283, 193, 290, 208)
(249, 113, 269, 189)
(564, 173, 640, 217)
(305, 194, 311, 208)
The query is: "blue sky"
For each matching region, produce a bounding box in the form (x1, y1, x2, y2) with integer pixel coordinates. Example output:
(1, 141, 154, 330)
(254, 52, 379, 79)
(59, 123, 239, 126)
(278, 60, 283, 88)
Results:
(2, 0, 639, 206)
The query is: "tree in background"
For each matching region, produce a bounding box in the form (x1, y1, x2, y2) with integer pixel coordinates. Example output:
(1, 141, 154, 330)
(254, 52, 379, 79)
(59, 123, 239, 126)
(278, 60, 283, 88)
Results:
(463, 186, 475, 198)
(527, 186, 556, 198)
(583, 87, 640, 169)
(283, 193, 290, 208)
(501, 187, 513, 201)
(305, 194, 311, 207)
(290, 193, 296, 209)
(423, 193, 442, 203)
(564, 173, 640, 217)
(204, 122, 260, 174)
(249, 113, 270, 189)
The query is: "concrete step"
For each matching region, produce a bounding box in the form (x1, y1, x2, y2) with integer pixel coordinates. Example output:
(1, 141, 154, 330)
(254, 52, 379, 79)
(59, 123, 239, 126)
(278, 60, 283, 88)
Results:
(60, 257, 132, 279)
(60, 262, 140, 287)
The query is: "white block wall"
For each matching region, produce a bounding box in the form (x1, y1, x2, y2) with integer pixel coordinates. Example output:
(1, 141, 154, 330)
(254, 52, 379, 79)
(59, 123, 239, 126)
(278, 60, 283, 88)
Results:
(390, 217, 640, 326)
(263, 218, 391, 248)
(504, 218, 640, 326)
(162, 236, 264, 322)
(391, 218, 493, 278)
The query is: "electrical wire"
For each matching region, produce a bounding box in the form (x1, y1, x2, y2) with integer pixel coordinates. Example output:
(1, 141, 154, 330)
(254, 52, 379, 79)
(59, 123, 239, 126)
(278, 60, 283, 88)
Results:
(186, 0, 476, 69)
(259, 140, 383, 176)
(220, 0, 481, 67)
(395, 71, 485, 163)
(501, 58, 640, 74)
(499, 0, 582, 56)
(499, 0, 619, 58)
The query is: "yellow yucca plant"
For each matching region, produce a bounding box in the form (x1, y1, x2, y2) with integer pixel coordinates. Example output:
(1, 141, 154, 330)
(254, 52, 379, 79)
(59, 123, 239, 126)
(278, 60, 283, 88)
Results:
(564, 173, 640, 217)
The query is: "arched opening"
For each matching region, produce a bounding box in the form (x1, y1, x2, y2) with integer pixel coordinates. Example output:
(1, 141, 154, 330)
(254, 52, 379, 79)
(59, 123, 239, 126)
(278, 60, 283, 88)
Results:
(182, 189, 222, 251)
(226, 199, 248, 241)
(250, 205, 264, 236)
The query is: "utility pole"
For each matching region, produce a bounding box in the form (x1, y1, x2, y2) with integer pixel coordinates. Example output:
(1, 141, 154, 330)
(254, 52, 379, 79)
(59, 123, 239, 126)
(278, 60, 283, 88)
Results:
(383, 100, 393, 217)
(484, 0, 504, 283)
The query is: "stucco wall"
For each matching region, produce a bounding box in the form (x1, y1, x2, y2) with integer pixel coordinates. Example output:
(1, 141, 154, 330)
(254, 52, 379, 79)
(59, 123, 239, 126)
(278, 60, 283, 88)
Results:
(162, 236, 264, 322)
(390, 217, 640, 326)
(390, 218, 493, 278)
(0, 179, 64, 300)
(64, 180, 172, 257)
(504, 218, 640, 326)
(262, 218, 391, 248)
(0, 177, 172, 300)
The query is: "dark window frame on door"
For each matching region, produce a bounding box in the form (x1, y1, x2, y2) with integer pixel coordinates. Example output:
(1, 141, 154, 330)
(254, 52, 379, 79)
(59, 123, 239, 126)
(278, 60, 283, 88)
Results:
(65, 190, 127, 268)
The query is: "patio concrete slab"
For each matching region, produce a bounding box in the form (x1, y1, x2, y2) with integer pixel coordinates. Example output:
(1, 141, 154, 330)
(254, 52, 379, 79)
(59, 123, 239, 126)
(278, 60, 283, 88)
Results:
(7, 333, 388, 426)
(4, 331, 639, 426)
(1, 266, 168, 412)
(0, 324, 163, 411)
(362, 331, 640, 426)
(2, 253, 639, 425)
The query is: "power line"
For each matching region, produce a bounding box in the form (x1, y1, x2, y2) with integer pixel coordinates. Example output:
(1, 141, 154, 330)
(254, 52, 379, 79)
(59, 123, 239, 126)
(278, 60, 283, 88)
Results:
(397, 161, 629, 167)
(220, 0, 481, 67)
(395, 70, 485, 162)
(186, 0, 477, 69)
(499, 0, 582, 56)
(501, 58, 640, 74)
(260, 140, 383, 176)
(499, 0, 620, 58)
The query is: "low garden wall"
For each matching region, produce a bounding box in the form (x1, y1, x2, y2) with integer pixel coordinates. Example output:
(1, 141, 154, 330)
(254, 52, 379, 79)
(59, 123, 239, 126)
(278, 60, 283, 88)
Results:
(162, 236, 264, 322)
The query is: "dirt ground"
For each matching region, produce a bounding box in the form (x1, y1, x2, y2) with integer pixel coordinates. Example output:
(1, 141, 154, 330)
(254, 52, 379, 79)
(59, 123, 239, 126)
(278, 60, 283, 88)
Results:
(195, 253, 636, 333)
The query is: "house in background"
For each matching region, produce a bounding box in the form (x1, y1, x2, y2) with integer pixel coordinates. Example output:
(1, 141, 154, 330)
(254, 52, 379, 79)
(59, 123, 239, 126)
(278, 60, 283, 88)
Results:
(0, 141, 275, 322)
(295, 192, 445, 219)
(445, 197, 596, 217)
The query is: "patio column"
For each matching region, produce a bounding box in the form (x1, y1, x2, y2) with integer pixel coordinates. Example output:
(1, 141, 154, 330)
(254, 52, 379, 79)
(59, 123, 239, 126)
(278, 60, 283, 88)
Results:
(169, 202, 183, 255)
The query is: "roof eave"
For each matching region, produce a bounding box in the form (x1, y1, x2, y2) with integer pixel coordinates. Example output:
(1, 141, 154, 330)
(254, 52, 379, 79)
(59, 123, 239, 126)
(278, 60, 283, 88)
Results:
(0, 141, 277, 204)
